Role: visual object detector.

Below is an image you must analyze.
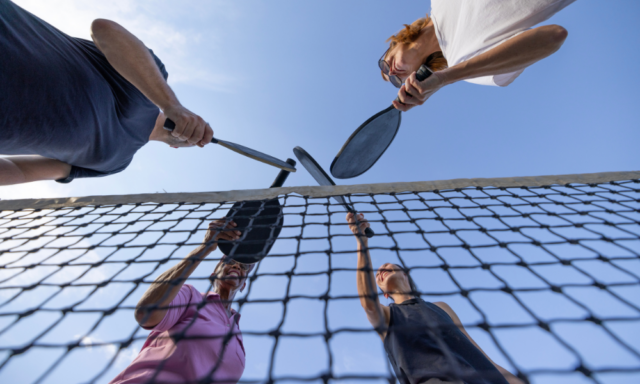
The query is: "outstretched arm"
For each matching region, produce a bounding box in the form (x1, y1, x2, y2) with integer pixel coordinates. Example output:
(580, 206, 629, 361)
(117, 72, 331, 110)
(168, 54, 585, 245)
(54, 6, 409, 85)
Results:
(90, 19, 213, 147)
(434, 302, 526, 384)
(134, 219, 241, 328)
(395, 25, 568, 111)
(0, 156, 71, 186)
(346, 213, 390, 339)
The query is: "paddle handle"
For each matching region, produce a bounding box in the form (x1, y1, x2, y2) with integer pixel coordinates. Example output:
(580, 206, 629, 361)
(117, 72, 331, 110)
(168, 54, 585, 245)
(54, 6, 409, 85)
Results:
(394, 64, 433, 104)
(163, 118, 219, 144)
(270, 159, 297, 188)
(364, 226, 374, 238)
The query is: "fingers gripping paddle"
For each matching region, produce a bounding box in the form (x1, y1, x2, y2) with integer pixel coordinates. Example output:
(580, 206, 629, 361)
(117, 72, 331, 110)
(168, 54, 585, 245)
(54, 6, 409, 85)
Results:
(330, 65, 432, 179)
(164, 119, 296, 173)
(293, 147, 374, 238)
(217, 158, 296, 264)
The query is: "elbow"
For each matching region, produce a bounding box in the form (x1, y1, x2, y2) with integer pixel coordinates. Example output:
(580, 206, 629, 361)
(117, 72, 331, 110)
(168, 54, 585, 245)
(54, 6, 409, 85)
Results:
(134, 307, 156, 329)
(546, 25, 568, 49)
(90, 19, 119, 44)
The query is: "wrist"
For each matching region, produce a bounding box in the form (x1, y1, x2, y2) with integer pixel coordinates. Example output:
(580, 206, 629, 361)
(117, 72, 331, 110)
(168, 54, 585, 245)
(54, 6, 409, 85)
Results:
(438, 64, 465, 85)
(159, 97, 182, 114)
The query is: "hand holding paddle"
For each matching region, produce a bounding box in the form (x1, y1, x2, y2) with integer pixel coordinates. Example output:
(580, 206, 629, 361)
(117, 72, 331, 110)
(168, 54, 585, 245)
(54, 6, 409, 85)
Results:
(163, 105, 213, 147)
(392, 69, 445, 112)
(346, 212, 373, 240)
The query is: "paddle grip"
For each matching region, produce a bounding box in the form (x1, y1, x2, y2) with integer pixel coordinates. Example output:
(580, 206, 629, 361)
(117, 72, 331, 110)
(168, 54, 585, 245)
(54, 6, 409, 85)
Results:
(364, 227, 374, 238)
(394, 64, 433, 104)
(163, 118, 219, 144)
(270, 159, 297, 188)
(349, 207, 375, 238)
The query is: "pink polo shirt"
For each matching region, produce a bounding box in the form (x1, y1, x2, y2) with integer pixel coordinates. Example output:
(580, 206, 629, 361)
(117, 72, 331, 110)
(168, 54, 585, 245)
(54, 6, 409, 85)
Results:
(109, 284, 245, 384)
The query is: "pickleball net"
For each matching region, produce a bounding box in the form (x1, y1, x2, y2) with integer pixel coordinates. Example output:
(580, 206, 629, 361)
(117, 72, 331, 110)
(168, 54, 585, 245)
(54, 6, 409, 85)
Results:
(0, 171, 639, 384)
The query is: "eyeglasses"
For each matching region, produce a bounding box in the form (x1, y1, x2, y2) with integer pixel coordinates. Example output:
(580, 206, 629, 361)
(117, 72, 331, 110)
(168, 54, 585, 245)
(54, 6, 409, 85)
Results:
(222, 256, 255, 273)
(378, 48, 403, 88)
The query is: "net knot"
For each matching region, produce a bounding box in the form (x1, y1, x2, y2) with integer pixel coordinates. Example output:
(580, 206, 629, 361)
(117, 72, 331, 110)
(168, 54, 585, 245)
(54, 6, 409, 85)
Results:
(501, 286, 513, 294)
(575, 364, 592, 377)
(538, 321, 550, 332)
(586, 316, 602, 325)
(593, 282, 606, 290)
(551, 285, 562, 293)
(269, 330, 281, 338)
(477, 322, 489, 331)
(320, 372, 333, 383)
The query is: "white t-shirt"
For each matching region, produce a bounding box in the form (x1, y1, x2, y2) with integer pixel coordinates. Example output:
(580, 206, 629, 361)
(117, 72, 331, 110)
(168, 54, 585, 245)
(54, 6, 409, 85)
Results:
(431, 0, 576, 87)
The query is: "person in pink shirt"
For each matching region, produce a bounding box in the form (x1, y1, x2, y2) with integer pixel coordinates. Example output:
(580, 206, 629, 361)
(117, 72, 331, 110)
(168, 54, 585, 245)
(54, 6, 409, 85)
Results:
(109, 219, 251, 384)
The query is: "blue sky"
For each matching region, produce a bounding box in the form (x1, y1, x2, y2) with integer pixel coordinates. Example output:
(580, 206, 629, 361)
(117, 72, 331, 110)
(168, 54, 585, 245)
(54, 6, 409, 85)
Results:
(1, 1, 639, 384)
(1, 0, 638, 200)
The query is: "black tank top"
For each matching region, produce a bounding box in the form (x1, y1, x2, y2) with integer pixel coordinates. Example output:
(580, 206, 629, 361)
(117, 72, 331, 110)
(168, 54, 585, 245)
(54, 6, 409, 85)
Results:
(383, 298, 508, 384)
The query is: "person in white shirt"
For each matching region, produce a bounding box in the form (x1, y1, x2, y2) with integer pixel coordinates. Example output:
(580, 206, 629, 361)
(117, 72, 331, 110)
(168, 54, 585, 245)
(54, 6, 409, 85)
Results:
(380, 0, 576, 112)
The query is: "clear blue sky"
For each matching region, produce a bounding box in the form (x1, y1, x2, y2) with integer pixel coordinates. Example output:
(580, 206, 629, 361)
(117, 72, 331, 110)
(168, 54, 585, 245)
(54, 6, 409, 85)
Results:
(0, 1, 639, 384)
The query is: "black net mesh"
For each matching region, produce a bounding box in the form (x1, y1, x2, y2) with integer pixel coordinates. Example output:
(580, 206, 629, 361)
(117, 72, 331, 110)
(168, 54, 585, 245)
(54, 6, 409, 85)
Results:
(1, 178, 639, 384)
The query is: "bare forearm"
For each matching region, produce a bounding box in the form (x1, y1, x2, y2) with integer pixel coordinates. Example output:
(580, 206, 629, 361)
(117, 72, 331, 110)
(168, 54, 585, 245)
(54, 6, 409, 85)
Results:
(442, 25, 568, 85)
(0, 158, 25, 185)
(0, 156, 70, 186)
(356, 242, 379, 308)
(90, 19, 179, 111)
(135, 244, 214, 326)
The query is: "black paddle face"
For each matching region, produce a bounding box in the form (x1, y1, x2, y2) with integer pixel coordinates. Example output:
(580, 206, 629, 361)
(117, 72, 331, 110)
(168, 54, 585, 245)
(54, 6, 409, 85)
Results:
(217, 158, 296, 264)
(330, 64, 432, 179)
(217, 199, 283, 264)
(330, 106, 401, 179)
(294, 146, 374, 238)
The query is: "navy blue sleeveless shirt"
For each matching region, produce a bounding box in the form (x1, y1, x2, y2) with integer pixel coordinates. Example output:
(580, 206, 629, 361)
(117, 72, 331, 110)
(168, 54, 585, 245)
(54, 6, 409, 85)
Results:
(0, 0, 168, 182)
(384, 298, 508, 384)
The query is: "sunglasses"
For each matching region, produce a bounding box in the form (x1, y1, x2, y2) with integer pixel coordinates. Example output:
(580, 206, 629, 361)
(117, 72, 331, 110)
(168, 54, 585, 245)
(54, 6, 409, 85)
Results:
(378, 48, 403, 88)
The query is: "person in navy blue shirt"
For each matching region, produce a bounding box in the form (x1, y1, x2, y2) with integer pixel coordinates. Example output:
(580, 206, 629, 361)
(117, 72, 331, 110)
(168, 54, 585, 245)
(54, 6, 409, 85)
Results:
(0, 0, 213, 185)
(346, 213, 525, 384)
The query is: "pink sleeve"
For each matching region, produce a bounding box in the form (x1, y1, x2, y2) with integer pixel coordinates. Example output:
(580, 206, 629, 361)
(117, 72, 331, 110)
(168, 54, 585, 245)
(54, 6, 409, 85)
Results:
(151, 284, 196, 333)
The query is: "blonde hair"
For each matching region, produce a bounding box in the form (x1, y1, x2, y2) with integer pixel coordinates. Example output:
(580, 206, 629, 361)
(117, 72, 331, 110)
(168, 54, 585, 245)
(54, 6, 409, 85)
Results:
(382, 14, 448, 80)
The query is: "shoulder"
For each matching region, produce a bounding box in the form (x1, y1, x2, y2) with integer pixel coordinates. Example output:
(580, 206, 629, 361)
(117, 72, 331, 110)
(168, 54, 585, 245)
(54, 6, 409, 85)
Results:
(433, 301, 462, 324)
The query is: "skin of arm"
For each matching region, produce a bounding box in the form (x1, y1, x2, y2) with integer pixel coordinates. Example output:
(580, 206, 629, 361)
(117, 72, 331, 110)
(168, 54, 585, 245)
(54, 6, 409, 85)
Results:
(0, 156, 71, 186)
(134, 219, 241, 328)
(433, 302, 526, 384)
(90, 19, 213, 147)
(346, 212, 391, 340)
(394, 24, 568, 111)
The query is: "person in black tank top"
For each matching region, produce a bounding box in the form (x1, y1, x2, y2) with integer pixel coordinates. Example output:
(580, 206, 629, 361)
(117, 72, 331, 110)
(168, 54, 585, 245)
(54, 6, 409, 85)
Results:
(346, 213, 525, 384)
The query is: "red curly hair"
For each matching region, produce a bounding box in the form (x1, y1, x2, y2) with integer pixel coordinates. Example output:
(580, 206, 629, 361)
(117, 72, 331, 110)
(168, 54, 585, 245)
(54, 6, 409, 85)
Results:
(382, 14, 448, 80)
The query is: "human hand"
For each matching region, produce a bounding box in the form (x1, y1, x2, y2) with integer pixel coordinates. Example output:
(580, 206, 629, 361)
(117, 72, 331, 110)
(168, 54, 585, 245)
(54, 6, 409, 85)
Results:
(392, 70, 445, 112)
(163, 104, 214, 147)
(346, 212, 370, 240)
(202, 219, 241, 251)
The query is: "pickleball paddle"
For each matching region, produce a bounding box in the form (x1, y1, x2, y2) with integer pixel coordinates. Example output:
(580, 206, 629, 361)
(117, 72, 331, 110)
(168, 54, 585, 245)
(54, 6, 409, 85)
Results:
(164, 119, 295, 173)
(330, 64, 433, 179)
(217, 158, 296, 264)
(293, 146, 374, 238)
